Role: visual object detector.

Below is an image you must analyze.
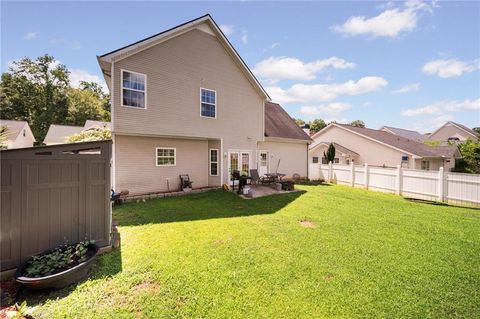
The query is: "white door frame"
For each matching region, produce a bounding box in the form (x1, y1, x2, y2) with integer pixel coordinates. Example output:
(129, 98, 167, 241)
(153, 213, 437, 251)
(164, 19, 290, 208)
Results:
(257, 150, 270, 176)
(227, 150, 252, 183)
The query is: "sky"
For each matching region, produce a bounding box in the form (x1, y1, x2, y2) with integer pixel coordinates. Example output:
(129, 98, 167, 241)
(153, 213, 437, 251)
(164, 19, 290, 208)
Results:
(2, 0, 479, 133)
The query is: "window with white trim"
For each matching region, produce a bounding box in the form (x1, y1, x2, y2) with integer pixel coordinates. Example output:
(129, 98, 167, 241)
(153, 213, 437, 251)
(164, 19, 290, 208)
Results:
(421, 160, 430, 170)
(200, 88, 216, 118)
(210, 149, 218, 176)
(122, 70, 146, 108)
(156, 148, 175, 166)
(312, 157, 319, 164)
(334, 158, 340, 164)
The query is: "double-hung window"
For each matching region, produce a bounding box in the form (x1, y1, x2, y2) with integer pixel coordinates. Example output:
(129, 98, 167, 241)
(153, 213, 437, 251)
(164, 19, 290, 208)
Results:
(210, 149, 218, 176)
(156, 148, 175, 166)
(200, 88, 216, 118)
(122, 70, 146, 108)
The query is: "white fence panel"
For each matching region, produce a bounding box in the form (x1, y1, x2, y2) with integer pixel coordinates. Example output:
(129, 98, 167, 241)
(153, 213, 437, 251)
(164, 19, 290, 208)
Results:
(309, 163, 320, 180)
(354, 165, 365, 187)
(331, 165, 351, 184)
(402, 169, 439, 201)
(307, 162, 479, 207)
(446, 172, 480, 206)
(368, 167, 396, 193)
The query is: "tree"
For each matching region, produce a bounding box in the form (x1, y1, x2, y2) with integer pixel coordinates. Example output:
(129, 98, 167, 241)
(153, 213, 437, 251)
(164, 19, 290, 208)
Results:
(350, 120, 365, 128)
(454, 138, 480, 173)
(67, 128, 112, 143)
(0, 55, 110, 143)
(294, 118, 305, 126)
(473, 127, 480, 135)
(309, 119, 327, 133)
(0, 55, 70, 142)
(0, 126, 7, 150)
(323, 143, 336, 164)
(67, 88, 108, 126)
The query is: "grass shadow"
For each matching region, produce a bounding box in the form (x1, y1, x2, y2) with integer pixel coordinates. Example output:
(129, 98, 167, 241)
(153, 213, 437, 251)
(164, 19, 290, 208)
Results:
(16, 246, 122, 307)
(404, 197, 480, 211)
(113, 189, 306, 226)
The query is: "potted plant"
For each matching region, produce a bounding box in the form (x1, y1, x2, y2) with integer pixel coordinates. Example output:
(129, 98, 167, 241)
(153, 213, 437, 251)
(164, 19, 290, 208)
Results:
(15, 240, 98, 291)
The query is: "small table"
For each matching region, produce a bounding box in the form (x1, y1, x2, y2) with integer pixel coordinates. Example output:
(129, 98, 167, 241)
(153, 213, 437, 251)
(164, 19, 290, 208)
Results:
(265, 173, 286, 183)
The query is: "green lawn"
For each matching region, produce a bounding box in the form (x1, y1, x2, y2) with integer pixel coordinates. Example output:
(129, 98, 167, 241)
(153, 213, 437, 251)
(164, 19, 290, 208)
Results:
(24, 185, 479, 318)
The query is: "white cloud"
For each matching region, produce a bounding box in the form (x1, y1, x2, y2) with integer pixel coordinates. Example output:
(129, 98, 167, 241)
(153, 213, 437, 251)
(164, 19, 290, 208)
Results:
(24, 32, 38, 40)
(50, 38, 81, 50)
(70, 69, 108, 93)
(392, 82, 420, 93)
(362, 101, 372, 107)
(411, 114, 454, 133)
(331, 0, 435, 38)
(253, 56, 356, 83)
(219, 24, 234, 36)
(422, 59, 479, 78)
(401, 98, 480, 117)
(241, 30, 248, 44)
(300, 102, 352, 116)
(267, 76, 388, 104)
(263, 42, 280, 52)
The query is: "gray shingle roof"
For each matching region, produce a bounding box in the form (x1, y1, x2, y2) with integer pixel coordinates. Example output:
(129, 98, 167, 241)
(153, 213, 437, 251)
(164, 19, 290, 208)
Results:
(310, 141, 359, 156)
(84, 120, 112, 130)
(448, 121, 479, 138)
(336, 124, 457, 158)
(0, 119, 31, 142)
(264, 102, 311, 141)
(43, 124, 83, 144)
(381, 126, 427, 141)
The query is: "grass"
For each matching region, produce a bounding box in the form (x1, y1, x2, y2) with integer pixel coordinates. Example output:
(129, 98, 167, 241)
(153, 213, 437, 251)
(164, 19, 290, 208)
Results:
(22, 185, 480, 318)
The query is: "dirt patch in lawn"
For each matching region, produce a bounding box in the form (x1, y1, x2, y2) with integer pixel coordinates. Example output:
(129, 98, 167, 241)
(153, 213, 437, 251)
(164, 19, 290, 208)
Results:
(213, 237, 233, 245)
(299, 220, 316, 228)
(133, 280, 161, 294)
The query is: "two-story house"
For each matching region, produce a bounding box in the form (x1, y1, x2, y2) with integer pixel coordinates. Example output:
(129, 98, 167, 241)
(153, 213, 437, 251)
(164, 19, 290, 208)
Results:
(97, 15, 311, 195)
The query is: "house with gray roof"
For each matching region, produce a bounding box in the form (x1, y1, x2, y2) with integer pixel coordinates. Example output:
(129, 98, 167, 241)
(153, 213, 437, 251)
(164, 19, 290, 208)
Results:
(310, 123, 461, 171)
(428, 121, 479, 142)
(0, 119, 36, 149)
(380, 126, 427, 142)
(44, 120, 112, 145)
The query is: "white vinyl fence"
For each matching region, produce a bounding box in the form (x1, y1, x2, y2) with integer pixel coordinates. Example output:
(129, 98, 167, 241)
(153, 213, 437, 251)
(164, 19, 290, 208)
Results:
(309, 162, 480, 207)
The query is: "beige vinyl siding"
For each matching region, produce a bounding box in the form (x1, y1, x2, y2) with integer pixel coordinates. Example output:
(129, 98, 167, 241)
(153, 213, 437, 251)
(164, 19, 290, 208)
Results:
(258, 141, 308, 178)
(115, 134, 208, 194)
(429, 124, 476, 141)
(310, 125, 414, 169)
(113, 27, 264, 142)
(309, 144, 358, 165)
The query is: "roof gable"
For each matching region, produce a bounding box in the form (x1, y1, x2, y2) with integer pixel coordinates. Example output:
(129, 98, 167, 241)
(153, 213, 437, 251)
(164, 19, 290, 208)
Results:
(0, 119, 35, 143)
(430, 121, 479, 139)
(98, 14, 269, 100)
(264, 102, 311, 142)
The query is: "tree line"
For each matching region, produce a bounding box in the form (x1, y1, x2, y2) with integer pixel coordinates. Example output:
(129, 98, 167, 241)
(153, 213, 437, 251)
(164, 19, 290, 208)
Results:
(294, 118, 365, 134)
(0, 54, 110, 143)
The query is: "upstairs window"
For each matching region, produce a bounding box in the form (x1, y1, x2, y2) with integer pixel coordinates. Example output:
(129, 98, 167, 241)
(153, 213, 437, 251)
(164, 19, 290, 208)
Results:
(122, 70, 146, 108)
(200, 88, 216, 118)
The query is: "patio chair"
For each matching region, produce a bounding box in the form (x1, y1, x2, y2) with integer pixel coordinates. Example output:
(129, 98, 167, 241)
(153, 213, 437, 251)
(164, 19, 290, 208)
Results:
(179, 174, 193, 189)
(249, 169, 272, 185)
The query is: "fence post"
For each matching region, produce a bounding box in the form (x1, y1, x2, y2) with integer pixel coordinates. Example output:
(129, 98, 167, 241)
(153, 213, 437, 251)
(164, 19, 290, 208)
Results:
(350, 161, 355, 187)
(396, 165, 402, 195)
(364, 163, 369, 189)
(438, 167, 445, 202)
(328, 161, 333, 183)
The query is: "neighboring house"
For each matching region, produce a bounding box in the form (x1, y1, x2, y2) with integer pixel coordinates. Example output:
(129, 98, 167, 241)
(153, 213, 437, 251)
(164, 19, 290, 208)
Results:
(310, 123, 460, 171)
(43, 124, 83, 145)
(428, 121, 479, 142)
(380, 126, 427, 142)
(84, 120, 112, 131)
(0, 119, 35, 149)
(310, 142, 359, 165)
(97, 14, 310, 195)
(44, 120, 112, 145)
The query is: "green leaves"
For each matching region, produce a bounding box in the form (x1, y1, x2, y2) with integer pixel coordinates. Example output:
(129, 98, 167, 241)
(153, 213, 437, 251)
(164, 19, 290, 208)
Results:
(23, 240, 95, 278)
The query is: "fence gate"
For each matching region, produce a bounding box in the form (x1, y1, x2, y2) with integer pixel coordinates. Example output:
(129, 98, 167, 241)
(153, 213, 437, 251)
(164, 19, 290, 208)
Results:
(1, 140, 112, 270)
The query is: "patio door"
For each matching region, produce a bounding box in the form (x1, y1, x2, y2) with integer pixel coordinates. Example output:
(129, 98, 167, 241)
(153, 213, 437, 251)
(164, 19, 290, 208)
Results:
(258, 151, 269, 176)
(228, 150, 251, 184)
